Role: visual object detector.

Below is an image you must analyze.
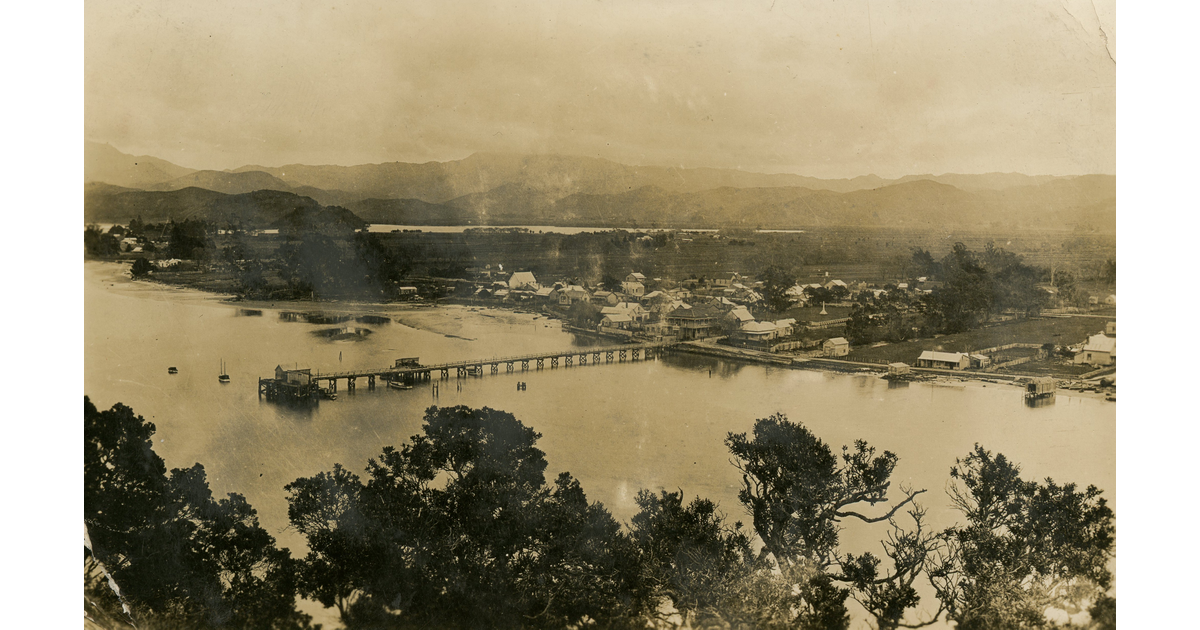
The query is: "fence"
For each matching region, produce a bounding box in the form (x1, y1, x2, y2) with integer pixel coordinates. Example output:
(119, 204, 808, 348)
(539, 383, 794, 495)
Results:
(806, 317, 850, 330)
(972, 342, 1043, 355)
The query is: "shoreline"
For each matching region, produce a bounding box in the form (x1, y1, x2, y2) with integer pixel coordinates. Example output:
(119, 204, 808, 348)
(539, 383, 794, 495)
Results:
(91, 261, 1114, 397)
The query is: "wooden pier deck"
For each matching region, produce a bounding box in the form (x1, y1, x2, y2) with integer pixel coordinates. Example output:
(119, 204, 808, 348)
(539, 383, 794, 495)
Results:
(278, 341, 679, 394)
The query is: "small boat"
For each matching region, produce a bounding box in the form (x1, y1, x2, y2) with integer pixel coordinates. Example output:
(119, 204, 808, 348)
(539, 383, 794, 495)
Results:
(388, 380, 413, 390)
(218, 359, 230, 383)
(168, 367, 178, 374)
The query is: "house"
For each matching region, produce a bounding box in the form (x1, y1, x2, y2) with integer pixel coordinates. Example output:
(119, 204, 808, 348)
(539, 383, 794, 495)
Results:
(620, 281, 645, 297)
(600, 313, 634, 329)
(591, 290, 620, 306)
(1075, 333, 1116, 366)
(713, 272, 741, 287)
(625, 272, 646, 284)
(508, 271, 538, 291)
(1105, 321, 1116, 336)
(896, 283, 909, 291)
(666, 303, 726, 340)
(968, 354, 991, 369)
(915, 351, 970, 370)
(557, 285, 590, 306)
(736, 321, 779, 342)
(724, 306, 755, 326)
(824, 279, 848, 291)
(398, 286, 418, 295)
(823, 337, 850, 357)
(773, 319, 797, 337)
(534, 287, 555, 301)
(1104, 294, 1117, 306)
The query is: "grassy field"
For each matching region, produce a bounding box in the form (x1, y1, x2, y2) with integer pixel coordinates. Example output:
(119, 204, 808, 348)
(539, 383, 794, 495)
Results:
(846, 315, 1114, 365)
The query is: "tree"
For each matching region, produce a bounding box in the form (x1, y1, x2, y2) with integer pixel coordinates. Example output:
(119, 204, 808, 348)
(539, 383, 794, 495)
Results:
(285, 405, 652, 629)
(630, 489, 755, 626)
(130, 257, 154, 278)
(929, 445, 1116, 630)
(725, 414, 927, 629)
(84, 397, 310, 629)
(565, 300, 602, 328)
(759, 265, 796, 313)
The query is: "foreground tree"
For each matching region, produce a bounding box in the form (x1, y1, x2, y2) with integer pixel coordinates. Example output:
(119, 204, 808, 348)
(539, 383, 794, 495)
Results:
(725, 414, 929, 629)
(629, 489, 756, 626)
(286, 405, 651, 629)
(929, 445, 1116, 629)
(84, 397, 310, 629)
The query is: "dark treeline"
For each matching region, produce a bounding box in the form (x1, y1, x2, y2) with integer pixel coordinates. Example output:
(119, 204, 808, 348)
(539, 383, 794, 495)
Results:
(86, 398, 1115, 630)
(844, 242, 1076, 345)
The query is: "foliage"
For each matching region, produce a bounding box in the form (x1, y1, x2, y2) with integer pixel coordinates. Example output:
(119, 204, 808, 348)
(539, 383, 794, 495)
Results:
(130, 257, 154, 278)
(285, 405, 652, 629)
(565, 299, 603, 328)
(84, 397, 310, 629)
(85, 225, 121, 257)
(629, 489, 755, 625)
(166, 219, 214, 260)
(929, 445, 1116, 629)
(725, 414, 927, 628)
(759, 265, 796, 313)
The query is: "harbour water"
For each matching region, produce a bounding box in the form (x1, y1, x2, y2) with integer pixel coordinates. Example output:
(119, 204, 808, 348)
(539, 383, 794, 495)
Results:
(85, 261, 1115, 627)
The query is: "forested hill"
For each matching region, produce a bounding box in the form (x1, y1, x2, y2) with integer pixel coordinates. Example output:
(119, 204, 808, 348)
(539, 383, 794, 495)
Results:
(84, 186, 367, 230)
(84, 142, 1115, 230)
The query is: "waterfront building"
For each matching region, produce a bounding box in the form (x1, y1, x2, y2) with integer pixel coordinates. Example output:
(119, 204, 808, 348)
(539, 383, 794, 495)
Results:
(916, 351, 970, 370)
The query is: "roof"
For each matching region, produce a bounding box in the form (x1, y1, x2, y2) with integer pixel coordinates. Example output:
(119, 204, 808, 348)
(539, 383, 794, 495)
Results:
(534, 287, 554, 296)
(727, 307, 754, 322)
(774, 318, 796, 328)
(888, 362, 910, 368)
(509, 271, 537, 286)
(918, 350, 967, 363)
(602, 313, 633, 323)
(627, 272, 646, 280)
(1081, 333, 1116, 354)
(825, 337, 849, 346)
(600, 306, 622, 315)
(741, 321, 777, 334)
(668, 303, 724, 320)
(562, 285, 588, 295)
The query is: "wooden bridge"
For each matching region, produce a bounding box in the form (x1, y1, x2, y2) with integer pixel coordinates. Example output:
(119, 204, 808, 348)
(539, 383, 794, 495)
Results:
(288, 341, 680, 394)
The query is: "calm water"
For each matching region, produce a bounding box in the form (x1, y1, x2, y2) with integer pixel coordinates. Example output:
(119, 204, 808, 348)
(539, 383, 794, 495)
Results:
(85, 261, 1115, 627)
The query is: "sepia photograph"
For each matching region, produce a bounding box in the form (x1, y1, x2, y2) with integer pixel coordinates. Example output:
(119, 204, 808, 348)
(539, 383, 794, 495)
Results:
(78, 1, 1123, 628)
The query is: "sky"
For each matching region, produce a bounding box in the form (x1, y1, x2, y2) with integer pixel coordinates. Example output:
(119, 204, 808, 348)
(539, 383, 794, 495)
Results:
(85, 0, 1115, 179)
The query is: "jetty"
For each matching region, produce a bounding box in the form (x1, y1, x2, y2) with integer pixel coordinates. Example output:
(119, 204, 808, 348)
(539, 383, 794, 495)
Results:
(260, 341, 679, 398)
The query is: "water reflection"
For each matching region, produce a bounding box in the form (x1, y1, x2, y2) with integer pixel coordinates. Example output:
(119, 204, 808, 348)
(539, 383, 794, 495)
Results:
(1025, 395, 1057, 409)
(887, 379, 911, 390)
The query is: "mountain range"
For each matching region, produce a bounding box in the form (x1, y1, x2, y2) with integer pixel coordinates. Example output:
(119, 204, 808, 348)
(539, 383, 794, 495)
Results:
(84, 141, 1115, 230)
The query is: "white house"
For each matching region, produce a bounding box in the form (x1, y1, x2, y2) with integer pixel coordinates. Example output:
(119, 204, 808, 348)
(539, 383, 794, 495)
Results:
(625, 272, 646, 283)
(823, 337, 850, 357)
(916, 351, 970, 370)
(621, 281, 645, 297)
(600, 313, 634, 329)
(1075, 333, 1116, 366)
(557, 285, 590, 306)
(508, 271, 538, 291)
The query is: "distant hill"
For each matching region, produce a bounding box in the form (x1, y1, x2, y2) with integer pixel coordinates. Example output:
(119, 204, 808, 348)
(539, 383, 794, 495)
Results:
(84, 143, 1114, 230)
(345, 176, 1114, 230)
(85, 141, 196, 188)
(84, 187, 367, 230)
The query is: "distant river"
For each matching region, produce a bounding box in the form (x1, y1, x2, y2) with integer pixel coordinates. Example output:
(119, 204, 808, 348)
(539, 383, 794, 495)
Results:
(84, 261, 1114, 628)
